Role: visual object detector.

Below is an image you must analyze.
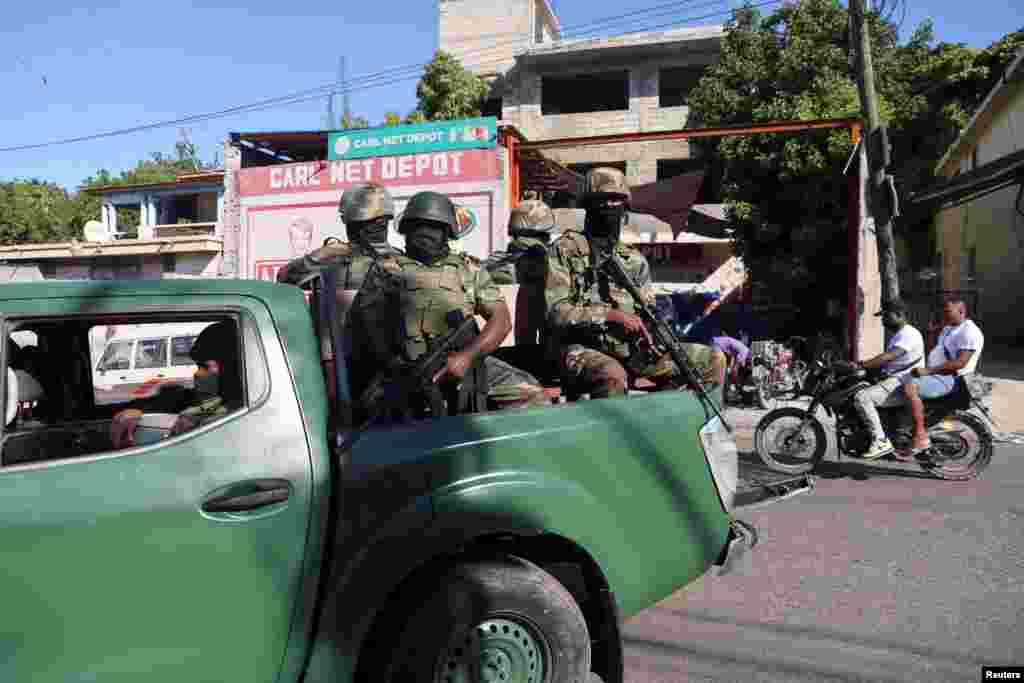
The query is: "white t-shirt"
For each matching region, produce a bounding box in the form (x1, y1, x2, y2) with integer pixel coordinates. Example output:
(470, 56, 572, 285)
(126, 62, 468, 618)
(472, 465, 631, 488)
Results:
(926, 319, 984, 389)
(881, 325, 924, 380)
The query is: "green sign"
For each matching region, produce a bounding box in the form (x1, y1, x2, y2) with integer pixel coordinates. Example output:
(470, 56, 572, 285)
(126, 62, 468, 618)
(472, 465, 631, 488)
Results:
(328, 117, 498, 160)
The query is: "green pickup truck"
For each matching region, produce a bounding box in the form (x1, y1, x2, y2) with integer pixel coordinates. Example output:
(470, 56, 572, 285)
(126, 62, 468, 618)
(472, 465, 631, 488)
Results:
(0, 278, 757, 683)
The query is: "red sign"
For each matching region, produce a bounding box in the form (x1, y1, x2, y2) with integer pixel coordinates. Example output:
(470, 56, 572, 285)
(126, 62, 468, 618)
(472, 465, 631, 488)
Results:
(255, 259, 289, 282)
(238, 149, 501, 198)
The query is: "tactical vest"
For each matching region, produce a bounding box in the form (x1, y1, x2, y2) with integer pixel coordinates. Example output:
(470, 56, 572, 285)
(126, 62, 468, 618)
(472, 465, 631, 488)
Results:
(389, 253, 481, 361)
(556, 231, 647, 359)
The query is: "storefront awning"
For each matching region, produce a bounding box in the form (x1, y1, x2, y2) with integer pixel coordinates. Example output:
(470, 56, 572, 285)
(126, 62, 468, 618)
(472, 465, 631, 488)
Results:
(629, 171, 707, 239)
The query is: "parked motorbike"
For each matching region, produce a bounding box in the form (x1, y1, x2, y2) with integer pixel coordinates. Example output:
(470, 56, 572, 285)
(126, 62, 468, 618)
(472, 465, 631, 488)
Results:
(753, 357, 995, 481)
(745, 338, 809, 410)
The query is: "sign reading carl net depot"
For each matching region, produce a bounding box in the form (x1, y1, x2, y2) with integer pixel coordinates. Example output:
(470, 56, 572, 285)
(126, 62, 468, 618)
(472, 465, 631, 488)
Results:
(327, 117, 497, 160)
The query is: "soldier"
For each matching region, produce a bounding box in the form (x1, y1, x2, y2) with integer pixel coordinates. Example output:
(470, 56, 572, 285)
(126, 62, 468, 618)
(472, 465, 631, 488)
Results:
(485, 199, 557, 286)
(276, 182, 401, 289)
(544, 167, 726, 400)
(350, 190, 548, 415)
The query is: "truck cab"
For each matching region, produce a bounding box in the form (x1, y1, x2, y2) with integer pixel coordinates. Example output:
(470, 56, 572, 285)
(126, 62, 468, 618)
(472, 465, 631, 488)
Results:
(0, 278, 751, 683)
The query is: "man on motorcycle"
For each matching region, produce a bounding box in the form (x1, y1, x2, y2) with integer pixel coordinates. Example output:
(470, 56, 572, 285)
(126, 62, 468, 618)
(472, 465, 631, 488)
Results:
(901, 297, 984, 456)
(853, 299, 925, 460)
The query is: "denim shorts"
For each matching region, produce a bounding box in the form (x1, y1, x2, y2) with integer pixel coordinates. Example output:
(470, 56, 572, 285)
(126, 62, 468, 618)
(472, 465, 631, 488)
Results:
(900, 374, 954, 399)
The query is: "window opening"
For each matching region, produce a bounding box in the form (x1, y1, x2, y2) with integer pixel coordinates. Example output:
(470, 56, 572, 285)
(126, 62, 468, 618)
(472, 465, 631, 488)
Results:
(542, 71, 629, 115)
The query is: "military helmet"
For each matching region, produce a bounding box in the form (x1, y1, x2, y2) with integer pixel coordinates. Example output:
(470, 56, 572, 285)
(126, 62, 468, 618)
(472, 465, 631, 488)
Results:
(397, 191, 459, 237)
(508, 200, 556, 236)
(582, 167, 631, 205)
(339, 182, 395, 224)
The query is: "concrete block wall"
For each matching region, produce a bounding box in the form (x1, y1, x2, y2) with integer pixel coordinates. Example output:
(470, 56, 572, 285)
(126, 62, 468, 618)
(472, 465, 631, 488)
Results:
(503, 53, 717, 185)
(439, 0, 532, 76)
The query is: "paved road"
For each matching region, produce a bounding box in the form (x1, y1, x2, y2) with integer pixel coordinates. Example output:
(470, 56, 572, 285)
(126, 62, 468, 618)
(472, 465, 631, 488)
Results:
(622, 408, 1024, 682)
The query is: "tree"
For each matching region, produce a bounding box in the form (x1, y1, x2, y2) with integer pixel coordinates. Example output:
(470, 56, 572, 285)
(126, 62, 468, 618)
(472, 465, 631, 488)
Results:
(383, 111, 404, 126)
(0, 180, 81, 244)
(413, 50, 490, 121)
(686, 0, 1021, 335)
(687, 0, 889, 334)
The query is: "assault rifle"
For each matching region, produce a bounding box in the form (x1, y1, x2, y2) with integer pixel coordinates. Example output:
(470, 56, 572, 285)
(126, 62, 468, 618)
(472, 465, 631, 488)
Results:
(596, 249, 732, 432)
(359, 310, 480, 425)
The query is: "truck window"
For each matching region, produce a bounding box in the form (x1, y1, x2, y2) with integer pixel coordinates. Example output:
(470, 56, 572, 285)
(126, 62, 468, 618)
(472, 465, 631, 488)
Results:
(98, 341, 132, 371)
(1, 315, 266, 468)
(134, 338, 168, 370)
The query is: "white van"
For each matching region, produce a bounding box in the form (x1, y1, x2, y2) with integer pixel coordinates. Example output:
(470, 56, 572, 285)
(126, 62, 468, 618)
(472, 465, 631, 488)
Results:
(93, 322, 214, 405)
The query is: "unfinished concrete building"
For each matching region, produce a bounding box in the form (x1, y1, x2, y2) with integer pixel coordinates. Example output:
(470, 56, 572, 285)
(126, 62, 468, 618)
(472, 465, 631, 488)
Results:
(439, 0, 724, 193)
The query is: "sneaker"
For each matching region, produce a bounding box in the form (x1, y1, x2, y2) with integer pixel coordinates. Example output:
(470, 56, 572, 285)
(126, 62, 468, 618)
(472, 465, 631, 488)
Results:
(862, 438, 895, 460)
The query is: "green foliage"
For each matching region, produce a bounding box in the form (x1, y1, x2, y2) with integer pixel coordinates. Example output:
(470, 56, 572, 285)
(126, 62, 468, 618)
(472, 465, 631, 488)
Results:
(413, 50, 489, 121)
(0, 144, 221, 244)
(0, 180, 82, 244)
(383, 111, 404, 126)
(687, 0, 1023, 316)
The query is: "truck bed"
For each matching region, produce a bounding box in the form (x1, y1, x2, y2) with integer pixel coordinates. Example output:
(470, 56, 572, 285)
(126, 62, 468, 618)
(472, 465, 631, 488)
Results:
(735, 453, 815, 509)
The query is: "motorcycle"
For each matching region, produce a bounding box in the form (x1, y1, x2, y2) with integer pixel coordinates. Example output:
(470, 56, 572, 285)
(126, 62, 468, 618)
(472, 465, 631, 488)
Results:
(753, 356, 995, 481)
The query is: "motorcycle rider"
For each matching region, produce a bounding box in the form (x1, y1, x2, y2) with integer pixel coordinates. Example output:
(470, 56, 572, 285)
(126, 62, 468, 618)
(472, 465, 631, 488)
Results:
(852, 299, 925, 460)
(900, 297, 984, 456)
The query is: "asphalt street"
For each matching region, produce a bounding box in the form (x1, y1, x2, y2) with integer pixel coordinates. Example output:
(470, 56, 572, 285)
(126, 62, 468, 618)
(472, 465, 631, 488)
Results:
(621, 406, 1024, 682)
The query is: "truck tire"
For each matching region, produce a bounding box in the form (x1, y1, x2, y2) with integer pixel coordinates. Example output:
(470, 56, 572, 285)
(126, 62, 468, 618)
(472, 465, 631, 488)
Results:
(380, 555, 592, 682)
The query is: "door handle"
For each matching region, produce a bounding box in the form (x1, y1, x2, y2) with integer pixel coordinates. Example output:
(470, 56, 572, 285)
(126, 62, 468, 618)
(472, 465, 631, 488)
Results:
(201, 479, 292, 515)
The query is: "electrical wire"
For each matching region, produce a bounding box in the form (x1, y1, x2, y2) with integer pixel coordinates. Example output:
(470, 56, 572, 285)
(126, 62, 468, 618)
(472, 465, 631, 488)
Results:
(0, 0, 781, 153)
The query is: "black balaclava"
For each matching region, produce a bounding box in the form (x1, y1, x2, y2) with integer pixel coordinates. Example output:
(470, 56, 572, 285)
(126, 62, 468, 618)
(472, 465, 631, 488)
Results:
(405, 221, 450, 265)
(350, 217, 390, 249)
(584, 200, 627, 252)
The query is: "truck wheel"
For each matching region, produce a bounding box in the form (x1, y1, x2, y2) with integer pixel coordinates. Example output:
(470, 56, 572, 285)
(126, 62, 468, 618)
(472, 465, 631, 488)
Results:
(382, 555, 591, 683)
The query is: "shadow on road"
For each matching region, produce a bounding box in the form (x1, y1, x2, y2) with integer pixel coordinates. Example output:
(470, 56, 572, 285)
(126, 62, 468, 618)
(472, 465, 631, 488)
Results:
(737, 450, 937, 484)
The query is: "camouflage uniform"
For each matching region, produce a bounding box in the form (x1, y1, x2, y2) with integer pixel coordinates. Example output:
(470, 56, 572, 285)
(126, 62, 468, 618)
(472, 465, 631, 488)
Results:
(485, 200, 555, 286)
(276, 182, 402, 290)
(545, 169, 724, 398)
(351, 192, 547, 412)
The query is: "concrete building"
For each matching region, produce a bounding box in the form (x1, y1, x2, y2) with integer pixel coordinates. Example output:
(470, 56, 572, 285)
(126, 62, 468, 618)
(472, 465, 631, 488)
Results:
(440, 0, 724, 189)
(924, 49, 1024, 343)
(0, 172, 225, 280)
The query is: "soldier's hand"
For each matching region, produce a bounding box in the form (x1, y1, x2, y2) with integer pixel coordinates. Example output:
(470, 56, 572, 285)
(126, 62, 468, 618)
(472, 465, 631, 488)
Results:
(111, 410, 142, 449)
(607, 310, 654, 348)
(433, 350, 475, 383)
(169, 414, 199, 437)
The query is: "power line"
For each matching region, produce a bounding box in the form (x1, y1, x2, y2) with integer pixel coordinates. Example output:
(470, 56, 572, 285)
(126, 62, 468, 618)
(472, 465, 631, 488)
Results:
(0, 0, 777, 154)
(0, 0, 724, 153)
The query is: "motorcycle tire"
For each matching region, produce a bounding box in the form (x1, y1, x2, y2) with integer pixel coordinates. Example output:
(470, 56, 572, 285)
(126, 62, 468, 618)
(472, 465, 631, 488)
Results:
(754, 406, 828, 474)
(922, 410, 994, 481)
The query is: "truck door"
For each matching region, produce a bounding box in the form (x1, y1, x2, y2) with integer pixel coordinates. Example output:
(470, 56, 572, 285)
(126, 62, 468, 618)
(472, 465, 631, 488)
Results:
(0, 297, 313, 683)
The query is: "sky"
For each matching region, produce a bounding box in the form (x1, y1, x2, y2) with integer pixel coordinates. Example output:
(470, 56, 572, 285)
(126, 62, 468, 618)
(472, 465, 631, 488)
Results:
(1, 0, 1021, 191)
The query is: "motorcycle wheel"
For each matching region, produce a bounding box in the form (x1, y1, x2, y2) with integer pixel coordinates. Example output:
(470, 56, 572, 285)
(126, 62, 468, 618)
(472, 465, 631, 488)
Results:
(754, 406, 828, 474)
(921, 411, 994, 481)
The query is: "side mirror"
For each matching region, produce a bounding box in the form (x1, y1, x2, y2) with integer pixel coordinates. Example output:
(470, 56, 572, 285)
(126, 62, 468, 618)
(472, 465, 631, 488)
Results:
(5, 368, 19, 426)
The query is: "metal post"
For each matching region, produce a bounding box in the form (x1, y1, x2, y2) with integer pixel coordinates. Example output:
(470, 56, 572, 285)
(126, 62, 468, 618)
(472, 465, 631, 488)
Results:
(847, 124, 863, 362)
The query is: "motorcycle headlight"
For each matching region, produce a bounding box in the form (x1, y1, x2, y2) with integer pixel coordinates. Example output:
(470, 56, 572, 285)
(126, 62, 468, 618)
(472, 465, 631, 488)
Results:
(700, 415, 738, 512)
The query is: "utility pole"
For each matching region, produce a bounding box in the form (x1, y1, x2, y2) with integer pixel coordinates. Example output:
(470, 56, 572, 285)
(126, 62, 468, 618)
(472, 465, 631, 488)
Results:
(849, 0, 900, 307)
(341, 56, 351, 128)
